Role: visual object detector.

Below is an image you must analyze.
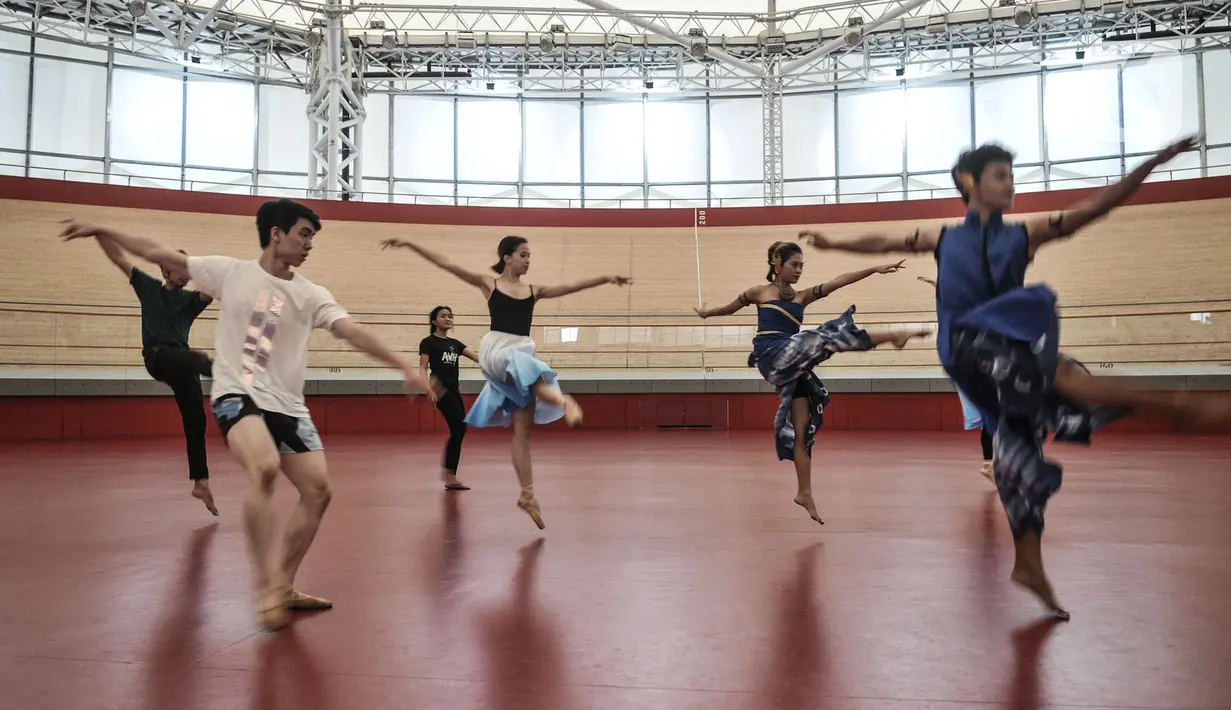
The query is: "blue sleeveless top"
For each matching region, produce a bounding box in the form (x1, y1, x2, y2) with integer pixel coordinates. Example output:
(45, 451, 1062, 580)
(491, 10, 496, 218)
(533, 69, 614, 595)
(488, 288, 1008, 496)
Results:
(753, 299, 805, 344)
(934, 210, 1039, 365)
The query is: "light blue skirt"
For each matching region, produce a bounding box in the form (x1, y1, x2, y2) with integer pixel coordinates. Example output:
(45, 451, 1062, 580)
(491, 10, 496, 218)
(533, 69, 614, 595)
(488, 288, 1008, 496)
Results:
(956, 386, 983, 430)
(464, 331, 564, 428)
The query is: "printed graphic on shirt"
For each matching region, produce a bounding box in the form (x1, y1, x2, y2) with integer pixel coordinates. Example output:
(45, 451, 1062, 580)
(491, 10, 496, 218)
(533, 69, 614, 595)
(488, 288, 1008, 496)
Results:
(241, 287, 285, 390)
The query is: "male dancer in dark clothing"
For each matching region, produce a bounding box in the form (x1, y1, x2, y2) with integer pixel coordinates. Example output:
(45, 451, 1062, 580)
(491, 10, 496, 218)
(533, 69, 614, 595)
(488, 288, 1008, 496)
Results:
(96, 235, 218, 515)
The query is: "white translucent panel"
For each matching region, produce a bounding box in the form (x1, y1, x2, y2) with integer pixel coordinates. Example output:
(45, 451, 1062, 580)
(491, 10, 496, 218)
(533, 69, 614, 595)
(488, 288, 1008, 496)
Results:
(583, 101, 643, 183)
(1202, 49, 1231, 145)
(185, 167, 253, 194)
(523, 184, 581, 208)
(838, 88, 905, 176)
(524, 101, 580, 183)
(255, 172, 308, 198)
(1208, 147, 1231, 177)
(783, 179, 836, 206)
(257, 84, 310, 174)
(29, 155, 103, 183)
(0, 30, 28, 51)
(457, 98, 520, 182)
(362, 93, 389, 178)
(783, 92, 836, 179)
(392, 96, 454, 180)
(30, 58, 106, 157)
(458, 182, 520, 207)
(113, 46, 180, 70)
(359, 179, 389, 203)
(34, 37, 106, 62)
(1043, 66, 1120, 161)
(709, 97, 762, 182)
(974, 74, 1041, 164)
(110, 161, 180, 189)
(185, 78, 255, 170)
(1011, 165, 1047, 194)
(1048, 158, 1121, 189)
(906, 173, 960, 201)
(906, 84, 972, 173)
(0, 54, 29, 151)
(1142, 149, 1201, 182)
(645, 100, 706, 183)
(1122, 54, 1200, 155)
(710, 181, 762, 207)
(110, 69, 184, 164)
(0, 160, 23, 177)
(839, 176, 904, 203)
(647, 182, 706, 207)
(393, 179, 454, 205)
(583, 184, 643, 207)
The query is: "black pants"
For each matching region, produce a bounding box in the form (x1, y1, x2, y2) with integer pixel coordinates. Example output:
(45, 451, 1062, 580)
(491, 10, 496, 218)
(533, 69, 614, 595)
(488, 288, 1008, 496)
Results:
(435, 388, 468, 473)
(143, 346, 213, 481)
(980, 427, 993, 461)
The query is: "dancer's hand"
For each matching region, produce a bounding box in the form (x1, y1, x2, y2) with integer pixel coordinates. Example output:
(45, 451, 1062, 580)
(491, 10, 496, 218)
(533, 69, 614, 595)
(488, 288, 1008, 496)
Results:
(799, 230, 828, 249)
(402, 364, 429, 397)
(875, 259, 906, 274)
(606, 275, 634, 286)
(380, 238, 413, 251)
(694, 303, 709, 319)
(58, 219, 106, 241)
(1154, 135, 1199, 165)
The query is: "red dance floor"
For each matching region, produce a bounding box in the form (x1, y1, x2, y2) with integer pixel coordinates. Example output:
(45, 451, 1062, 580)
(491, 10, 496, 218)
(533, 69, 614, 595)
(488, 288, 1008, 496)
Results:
(1, 430, 1230, 710)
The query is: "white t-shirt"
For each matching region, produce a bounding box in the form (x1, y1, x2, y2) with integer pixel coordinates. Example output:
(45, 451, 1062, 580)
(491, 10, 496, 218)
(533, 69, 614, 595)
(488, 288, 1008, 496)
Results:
(187, 256, 349, 418)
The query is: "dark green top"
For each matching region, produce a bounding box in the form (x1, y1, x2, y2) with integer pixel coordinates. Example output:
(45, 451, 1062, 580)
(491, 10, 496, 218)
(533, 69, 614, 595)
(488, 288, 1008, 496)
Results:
(129, 267, 210, 350)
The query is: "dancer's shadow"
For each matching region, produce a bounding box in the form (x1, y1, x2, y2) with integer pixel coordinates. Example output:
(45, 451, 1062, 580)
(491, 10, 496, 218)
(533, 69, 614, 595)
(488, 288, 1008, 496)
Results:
(420, 492, 466, 610)
(754, 542, 830, 709)
(141, 523, 218, 710)
(477, 538, 572, 710)
(970, 491, 1004, 621)
(249, 627, 328, 710)
(1005, 618, 1063, 710)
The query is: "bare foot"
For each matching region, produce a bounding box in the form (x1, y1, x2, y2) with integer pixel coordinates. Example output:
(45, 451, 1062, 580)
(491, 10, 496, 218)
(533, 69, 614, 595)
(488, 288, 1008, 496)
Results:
(442, 471, 470, 491)
(257, 584, 290, 632)
(562, 395, 583, 427)
(890, 329, 931, 349)
(794, 493, 825, 525)
(979, 461, 994, 481)
(1010, 566, 1070, 621)
(1169, 393, 1231, 431)
(518, 487, 545, 530)
(192, 481, 219, 516)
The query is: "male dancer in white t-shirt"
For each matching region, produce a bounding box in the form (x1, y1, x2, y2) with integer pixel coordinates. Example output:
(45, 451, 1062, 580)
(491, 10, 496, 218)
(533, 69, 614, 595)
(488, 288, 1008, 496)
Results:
(60, 199, 426, 632)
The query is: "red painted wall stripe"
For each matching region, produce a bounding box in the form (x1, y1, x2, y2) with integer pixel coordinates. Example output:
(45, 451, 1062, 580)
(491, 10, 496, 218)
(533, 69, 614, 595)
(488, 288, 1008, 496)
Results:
(2, 174, 1229, 229)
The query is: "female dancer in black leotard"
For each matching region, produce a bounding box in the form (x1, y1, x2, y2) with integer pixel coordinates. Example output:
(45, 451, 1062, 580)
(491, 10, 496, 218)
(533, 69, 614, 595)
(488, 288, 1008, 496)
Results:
(695, 241, 927, 524)
(381, 235, 631, 529)
(419, 305, 479, 491)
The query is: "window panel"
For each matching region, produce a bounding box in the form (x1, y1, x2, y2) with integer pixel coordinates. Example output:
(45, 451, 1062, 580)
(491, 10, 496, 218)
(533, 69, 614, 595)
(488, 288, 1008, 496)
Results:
(974, 74, 1041, 164)
(837, 88, 905, 176)
(1047, 158, 1121, 189)
(645, 100, 706, 183)
(110, 161, 180, 189)
(647, 182, 706, 207)
(30, 155, 104, 183)
(1201, 49, 1231, 145)
(185, 78, 255, 170)
(185, 167, 252, 194)
(361, 179, 390, 203)
(30, 58, 106, 157)
(392, 96, 454, 180)
(583, 101, 644, 184)
(838, 175, 903, 203)
(906, 83, 972, 173)
(258, 84, 310, 173)
(458, 182, 520, 207)
(524, 100, 580, 183)
(583, 184, 643, 207)
(1122, 54, 1200, 155)
(1043, 66, 1120, 161)
(457, 97, 520, 182)
(0, 53, 29, 151)
(110, 69, 184, 164)
(783, 92, 836, 179)
(524, 185, 581, 208)
(710, 181, 761, 207)
(709, 97, 762, 182)
(393, 179, 454, 205)
(783, 179, 836, 206)
(255, 172, 308, 198)
(362, 93, 389, 178)
(1208, 146, 1231, 177)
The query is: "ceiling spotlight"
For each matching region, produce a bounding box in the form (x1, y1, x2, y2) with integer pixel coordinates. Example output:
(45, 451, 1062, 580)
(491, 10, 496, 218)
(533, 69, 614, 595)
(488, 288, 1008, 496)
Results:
(486, 80, 495, 90)
(381, 30, 396, 50)
(1014, 4, 1036, 27)
(643, 78, 654, 89)
(690, 38, 708, 58)
(539, 32, 554, 51)
(127, 0, 146, 17)
(843, 26, 862, 47)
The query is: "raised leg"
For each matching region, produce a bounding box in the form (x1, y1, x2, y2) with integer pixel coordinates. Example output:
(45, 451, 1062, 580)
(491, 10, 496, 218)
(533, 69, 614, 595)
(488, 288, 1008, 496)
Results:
(789, 396, 823, 525)
(530, 379, 582, 427)
(1055, 356, 1231, 428)
(510, 405, 544, 529)
(148, 348, 216, 514)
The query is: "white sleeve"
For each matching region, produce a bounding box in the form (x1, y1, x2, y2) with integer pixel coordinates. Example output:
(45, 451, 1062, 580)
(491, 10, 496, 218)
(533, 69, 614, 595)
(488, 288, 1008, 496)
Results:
(311, 285, 350, 330)
(186, 256, 237, 297)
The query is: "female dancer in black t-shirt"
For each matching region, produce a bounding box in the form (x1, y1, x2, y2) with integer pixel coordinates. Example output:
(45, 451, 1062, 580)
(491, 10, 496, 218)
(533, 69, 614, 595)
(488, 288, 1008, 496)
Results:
(419, 305, 479, 491)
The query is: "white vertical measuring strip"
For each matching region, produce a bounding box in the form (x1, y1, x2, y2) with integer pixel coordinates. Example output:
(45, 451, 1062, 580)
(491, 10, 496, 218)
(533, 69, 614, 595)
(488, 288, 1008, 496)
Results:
(693, 208, 704, 307)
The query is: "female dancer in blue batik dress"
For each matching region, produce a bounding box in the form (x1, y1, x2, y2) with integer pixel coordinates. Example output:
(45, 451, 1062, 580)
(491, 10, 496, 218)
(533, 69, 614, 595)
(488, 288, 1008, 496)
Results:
(919, 275, 994, 480)
(800, 135, 1229, 619)
(694, 240, 929, 525)
(381, 235, 632, 529)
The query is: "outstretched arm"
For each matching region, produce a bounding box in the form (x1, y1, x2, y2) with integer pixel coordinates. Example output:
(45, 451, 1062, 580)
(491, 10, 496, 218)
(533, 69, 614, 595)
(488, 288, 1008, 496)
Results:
(462, 347, 478, 362)
(535, 275, 632, 300)
(96, 234, 136, 278)
(917, 275, 937, 289)
(695, 286, 762, 319)
(1024, 136, 1198, 256)
(802, 260, 906, 305)
(800, 226, 942, 256)
(380, 238, 492, 294)
(62, 222, 188, 277)
(331, 318, 425, 389)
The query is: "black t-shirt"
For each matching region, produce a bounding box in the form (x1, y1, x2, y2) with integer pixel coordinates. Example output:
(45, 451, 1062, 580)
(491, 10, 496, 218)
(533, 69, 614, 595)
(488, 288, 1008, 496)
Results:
(418, 335, 466, 392)
(130, 267, 210, 350)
